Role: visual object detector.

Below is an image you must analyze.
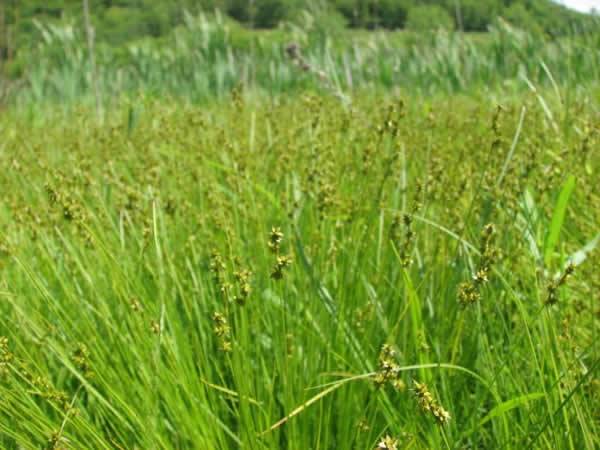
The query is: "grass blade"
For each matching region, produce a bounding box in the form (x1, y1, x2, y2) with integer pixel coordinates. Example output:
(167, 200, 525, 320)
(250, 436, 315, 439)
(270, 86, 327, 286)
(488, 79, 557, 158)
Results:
(544, 174, 576, 266)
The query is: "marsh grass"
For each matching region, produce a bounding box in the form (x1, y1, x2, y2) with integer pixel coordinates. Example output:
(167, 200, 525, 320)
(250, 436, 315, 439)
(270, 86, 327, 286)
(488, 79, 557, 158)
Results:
(0, 86, 598, 449)
(5, 12, 600, 109)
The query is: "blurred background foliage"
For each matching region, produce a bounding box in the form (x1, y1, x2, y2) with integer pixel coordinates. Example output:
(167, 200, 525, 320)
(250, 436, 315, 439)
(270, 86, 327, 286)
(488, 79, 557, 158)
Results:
(0, 0, 594, 51)
(0, 0, 598, 106)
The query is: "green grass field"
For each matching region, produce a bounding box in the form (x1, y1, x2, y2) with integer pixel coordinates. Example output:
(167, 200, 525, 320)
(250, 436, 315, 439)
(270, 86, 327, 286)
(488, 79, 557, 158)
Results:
(0, 88, 598, 449)
(1, 9, 600, 449)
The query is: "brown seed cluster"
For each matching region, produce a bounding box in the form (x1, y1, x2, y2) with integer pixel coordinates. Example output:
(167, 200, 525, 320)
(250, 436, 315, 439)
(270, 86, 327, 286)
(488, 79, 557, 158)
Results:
(268, 228, 293, 280)
(212, 312, 232, 353)
(375, 435, 399, 450)
(412, 380, 451, 426)
(373, 344, 406, 391)
(545, 263, 575, 306)
(458, 223, 498, 306)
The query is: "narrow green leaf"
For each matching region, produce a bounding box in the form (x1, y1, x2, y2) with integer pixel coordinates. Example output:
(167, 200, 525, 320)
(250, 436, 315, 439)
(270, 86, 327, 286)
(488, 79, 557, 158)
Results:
(544, 175, 575, 266)
(477, 393, 545, 429)
(403, 269, 425, 380)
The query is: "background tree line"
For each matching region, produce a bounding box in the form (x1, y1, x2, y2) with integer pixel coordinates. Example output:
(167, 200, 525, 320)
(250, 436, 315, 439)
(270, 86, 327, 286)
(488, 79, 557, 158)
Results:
(0, 0, 595, 64)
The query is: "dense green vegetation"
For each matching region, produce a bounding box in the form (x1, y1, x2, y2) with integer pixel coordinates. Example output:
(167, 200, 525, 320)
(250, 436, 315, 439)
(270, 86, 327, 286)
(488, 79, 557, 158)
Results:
(0, 11, 599, 108)
(0, 3, 598, 450)
(0, 0, 598, 109)
(0, 85, 598, 449)
(0, 0, 594, 52)
(0, 1, 598, 107)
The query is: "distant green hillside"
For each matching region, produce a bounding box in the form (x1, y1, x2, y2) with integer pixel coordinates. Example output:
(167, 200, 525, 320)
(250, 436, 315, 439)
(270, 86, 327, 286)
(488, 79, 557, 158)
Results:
(0, 0, 593, 53)
(0, 0, 597, 103)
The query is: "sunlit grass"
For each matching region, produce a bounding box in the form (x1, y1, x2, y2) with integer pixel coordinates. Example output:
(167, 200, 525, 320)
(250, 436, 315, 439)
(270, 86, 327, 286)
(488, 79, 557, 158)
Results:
(0, 87, 598, 449)
(5, 12, 600, 109)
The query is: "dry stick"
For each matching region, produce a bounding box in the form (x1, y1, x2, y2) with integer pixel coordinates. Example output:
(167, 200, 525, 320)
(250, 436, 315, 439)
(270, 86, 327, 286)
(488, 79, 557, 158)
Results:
(82, 0, 102, 120)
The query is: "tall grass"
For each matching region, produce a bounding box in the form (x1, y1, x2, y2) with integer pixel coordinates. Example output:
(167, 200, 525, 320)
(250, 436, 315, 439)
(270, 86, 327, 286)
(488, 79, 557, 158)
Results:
(0, 88, 598, 448)
(8, 12, 600, 108)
